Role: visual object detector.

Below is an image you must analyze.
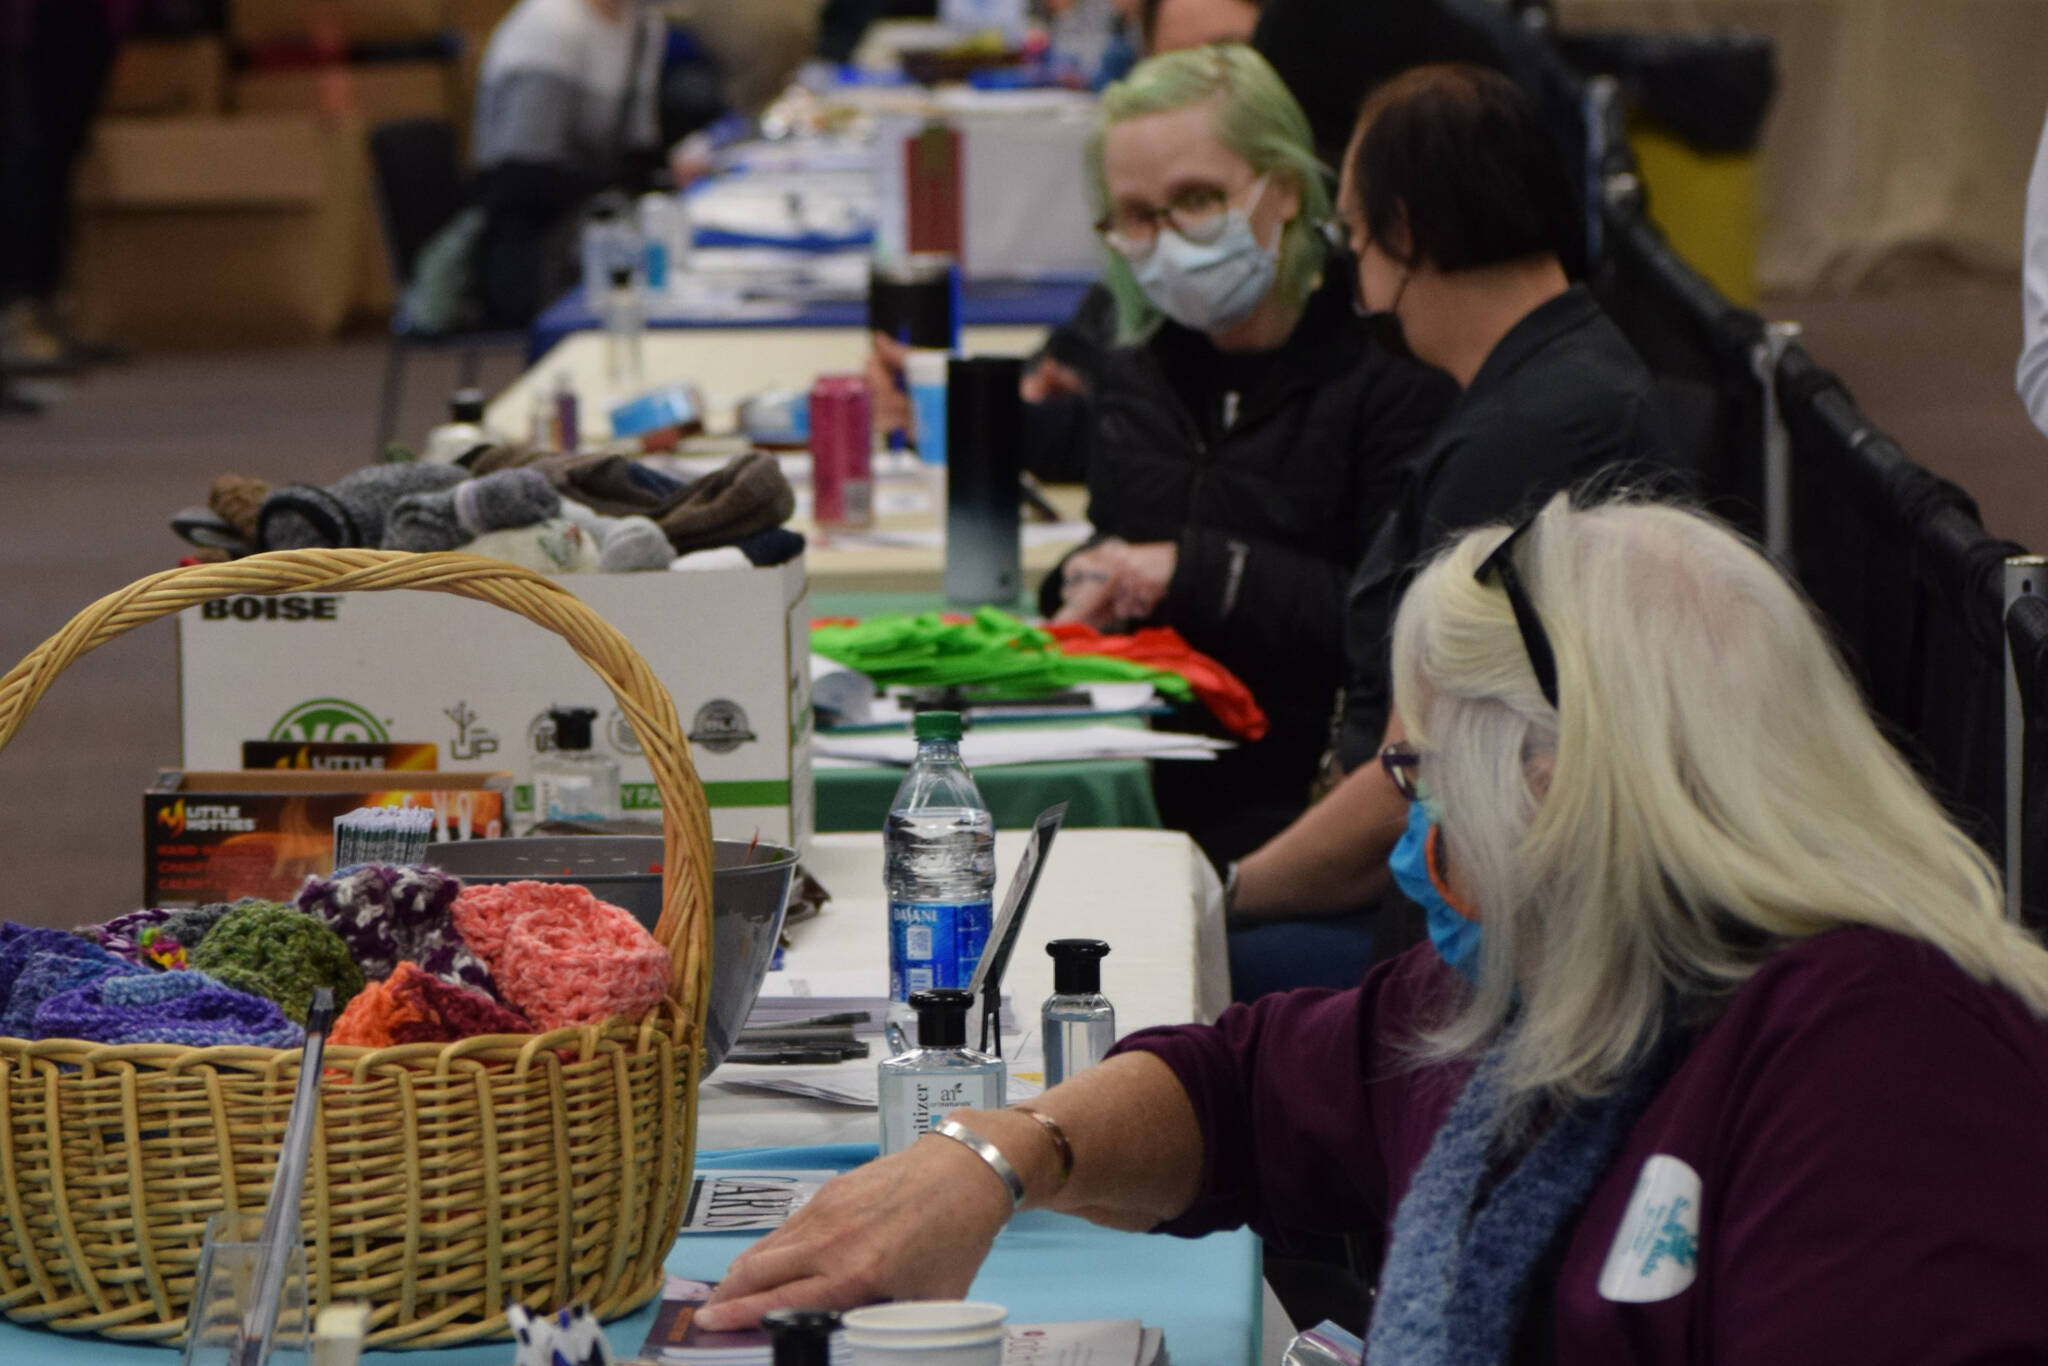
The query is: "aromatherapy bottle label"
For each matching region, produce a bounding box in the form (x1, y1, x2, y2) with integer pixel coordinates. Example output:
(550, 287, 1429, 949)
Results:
(888, 899, 992, 1001)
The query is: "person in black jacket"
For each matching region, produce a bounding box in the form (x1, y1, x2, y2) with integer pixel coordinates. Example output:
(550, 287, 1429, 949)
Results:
(1227, 64, 1681, 982)
(1042, 44, 1455, 867)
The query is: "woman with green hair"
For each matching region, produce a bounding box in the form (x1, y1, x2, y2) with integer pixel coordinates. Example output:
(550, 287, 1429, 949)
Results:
(1046, 42, 1452, 876)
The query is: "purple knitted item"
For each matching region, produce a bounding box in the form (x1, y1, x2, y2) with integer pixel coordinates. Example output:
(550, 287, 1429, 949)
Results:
(2, 947, 140, 1037)
(294, 864, 501, 999)
(0, 925, 106, 1011)
(80, 908, 172, 962)
(35, 970, 304, 1048)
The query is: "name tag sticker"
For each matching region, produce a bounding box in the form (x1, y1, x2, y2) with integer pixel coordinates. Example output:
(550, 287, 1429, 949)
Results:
(1597, 1153, 1703, 1303)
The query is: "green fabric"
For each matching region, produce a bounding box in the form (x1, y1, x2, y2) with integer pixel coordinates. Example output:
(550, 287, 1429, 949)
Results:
(815, 754, 1161, 833)
(810, 607, 1196, 703)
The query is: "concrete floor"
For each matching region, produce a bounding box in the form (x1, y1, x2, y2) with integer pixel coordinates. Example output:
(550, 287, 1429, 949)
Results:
(1, 278, 2041, 923)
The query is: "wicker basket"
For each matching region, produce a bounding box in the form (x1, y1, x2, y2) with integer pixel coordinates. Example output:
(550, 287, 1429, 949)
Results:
(0, 550, 714, 1348)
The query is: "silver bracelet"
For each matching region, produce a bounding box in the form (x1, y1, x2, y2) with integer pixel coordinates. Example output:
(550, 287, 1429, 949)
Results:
(931, 1116, 1026, 1210)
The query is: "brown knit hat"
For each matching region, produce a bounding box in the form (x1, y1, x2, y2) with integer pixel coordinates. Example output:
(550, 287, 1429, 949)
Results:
(660, 451, 796, 555)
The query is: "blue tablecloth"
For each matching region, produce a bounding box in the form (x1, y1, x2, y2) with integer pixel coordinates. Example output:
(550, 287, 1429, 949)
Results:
(0, 1146, 1260, 1365)
(527, 278, 1097, 359)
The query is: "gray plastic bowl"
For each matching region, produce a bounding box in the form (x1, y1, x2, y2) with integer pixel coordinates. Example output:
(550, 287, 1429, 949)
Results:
(425, 835, 796, 1070)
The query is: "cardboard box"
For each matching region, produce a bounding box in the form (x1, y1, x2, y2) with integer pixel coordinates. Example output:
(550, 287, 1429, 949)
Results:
(231, 0, 451, 46)
(72, 115, 370, 347)
(105, 36, 228, 117)
(145, 769, 511, 906)
(232, 60, 453, 121)
(178, 559, 815, 853)
(875, 91, 1100, 281)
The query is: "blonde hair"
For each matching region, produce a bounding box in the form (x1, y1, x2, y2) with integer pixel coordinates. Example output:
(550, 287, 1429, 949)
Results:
(1390, 494, 2048, 1110)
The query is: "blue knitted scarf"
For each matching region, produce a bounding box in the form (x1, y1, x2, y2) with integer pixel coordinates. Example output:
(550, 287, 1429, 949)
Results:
(1364, 1030, 1682, 1366)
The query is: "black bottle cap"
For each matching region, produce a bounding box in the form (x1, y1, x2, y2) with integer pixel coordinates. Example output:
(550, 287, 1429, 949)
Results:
(450, 387, 486, 423)
(909, 988, 974, 1048)
(608, 264, 635, 289)
(549, 706, 598, 751)
(762, 1308, 840, 1366)
(1047, 939, 1110, 995)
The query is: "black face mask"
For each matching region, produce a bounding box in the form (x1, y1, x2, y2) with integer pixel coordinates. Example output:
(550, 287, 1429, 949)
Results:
(1354, 270, 1413, 362)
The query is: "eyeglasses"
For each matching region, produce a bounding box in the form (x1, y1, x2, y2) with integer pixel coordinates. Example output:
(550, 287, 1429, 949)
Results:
(1474, 512, 1560, 709)
(1096, 174, 1267, 262)
(1380, 740, 1425, 802)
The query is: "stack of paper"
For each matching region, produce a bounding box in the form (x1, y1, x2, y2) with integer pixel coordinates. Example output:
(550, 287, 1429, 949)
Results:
(745, 969, 1017, 1037)
(814, 724, 1230, 769)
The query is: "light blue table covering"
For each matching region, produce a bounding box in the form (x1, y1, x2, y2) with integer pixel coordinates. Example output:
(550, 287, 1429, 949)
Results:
(0, 1146, 1260, 1366)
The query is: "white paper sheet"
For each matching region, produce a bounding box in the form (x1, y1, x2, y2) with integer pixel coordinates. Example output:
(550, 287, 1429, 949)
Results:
(815, 724, 1230, 768)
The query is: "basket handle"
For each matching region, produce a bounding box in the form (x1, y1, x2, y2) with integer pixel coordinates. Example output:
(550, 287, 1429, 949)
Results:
(0, 549, 713, 1012)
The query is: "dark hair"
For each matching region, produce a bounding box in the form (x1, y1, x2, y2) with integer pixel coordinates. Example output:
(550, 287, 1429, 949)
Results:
(1347, 63, 1582, 276)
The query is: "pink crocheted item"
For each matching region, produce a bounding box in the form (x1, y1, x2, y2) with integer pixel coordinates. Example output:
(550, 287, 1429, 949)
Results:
(450, 882, 669, 1030)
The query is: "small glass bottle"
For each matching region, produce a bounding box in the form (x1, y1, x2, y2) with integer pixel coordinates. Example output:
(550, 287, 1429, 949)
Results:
(762, 1309, 840, 1366)
(604, 263, 644, 391)
(878, 988, 1005, 1155)
(1042, 939, 1114, 1088)
(531, 705, 620, 828)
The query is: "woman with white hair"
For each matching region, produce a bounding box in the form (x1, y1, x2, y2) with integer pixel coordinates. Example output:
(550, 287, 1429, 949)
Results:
(695, 495, 2048, 1360)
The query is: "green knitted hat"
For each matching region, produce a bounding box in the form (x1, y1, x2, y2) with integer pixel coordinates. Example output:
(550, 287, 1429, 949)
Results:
(187, 903, 364, 1024)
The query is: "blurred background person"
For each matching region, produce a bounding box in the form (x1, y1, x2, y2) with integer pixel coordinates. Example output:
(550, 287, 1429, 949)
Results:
(0, 0, 131, 403)
(1041, 44, 1452, 872)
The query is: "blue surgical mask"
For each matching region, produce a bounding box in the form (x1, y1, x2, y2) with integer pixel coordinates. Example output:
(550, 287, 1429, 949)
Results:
(1130, 180, 1280, 334)
(1389, 799, 1481, 982)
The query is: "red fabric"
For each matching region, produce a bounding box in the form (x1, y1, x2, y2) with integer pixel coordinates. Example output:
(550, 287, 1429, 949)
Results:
(1042, 622, 1268, 741)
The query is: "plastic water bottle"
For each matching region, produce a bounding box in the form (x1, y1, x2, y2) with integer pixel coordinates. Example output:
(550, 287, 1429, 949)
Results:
(884, 711, 996, 1029)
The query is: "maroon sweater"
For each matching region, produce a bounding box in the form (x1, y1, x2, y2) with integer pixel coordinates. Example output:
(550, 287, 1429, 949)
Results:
(1114, 928, 2048, 1363)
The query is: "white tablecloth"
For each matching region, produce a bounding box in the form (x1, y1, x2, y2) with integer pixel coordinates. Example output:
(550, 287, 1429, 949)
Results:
(696, 827, 1230, 1150)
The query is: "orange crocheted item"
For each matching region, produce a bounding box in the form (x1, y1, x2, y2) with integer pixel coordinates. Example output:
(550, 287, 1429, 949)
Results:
(331, 971, 433, 1047)
(329, 962, 533, 1047)
(451, 882, 670, 1031)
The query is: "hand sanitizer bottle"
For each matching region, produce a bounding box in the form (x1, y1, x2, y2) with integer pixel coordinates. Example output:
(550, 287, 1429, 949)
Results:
(878, 988, 1005, 1155)
(1042, 939, 1114, 1087)
(530, 705, 620, 828)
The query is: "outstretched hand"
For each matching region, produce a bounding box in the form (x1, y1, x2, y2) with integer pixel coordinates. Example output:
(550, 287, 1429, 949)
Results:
(696, 1137, 1014, 1331)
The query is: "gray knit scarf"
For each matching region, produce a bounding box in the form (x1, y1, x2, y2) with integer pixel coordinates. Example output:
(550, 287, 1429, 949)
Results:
(1363, 1029, 1683, 1366)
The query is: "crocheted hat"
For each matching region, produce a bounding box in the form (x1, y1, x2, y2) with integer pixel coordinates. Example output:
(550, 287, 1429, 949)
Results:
(450, 882, 669, 1031)
(0, 925, 111, 1015)
(36, 971, 303, 1048)
(295, 864, 500, 999)
(330, 962, 531, 1048)
(160, 899, 274, 958)
(187, 902, 364, 1024)
(2, 943, 140, 1038)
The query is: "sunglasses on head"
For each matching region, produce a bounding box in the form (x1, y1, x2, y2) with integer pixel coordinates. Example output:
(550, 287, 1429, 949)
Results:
(1475, 512, 1560, 709)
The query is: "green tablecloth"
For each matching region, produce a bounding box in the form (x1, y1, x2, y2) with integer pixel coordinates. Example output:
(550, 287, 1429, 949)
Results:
(807, 590, 1161, 835)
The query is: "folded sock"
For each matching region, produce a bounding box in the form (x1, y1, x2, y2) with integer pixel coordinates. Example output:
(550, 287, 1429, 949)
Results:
(734, 526, 806, 567)
(385, 468, 560, 552)
(600, 516, 674, 571)
(260, 462, 467, 549)
(668, 546, 751, 572)
(464, 517, 602, 573)
(659, 451, 795, 554)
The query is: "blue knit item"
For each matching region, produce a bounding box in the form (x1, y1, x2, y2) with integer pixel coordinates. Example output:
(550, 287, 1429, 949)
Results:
(0, 925, 110, 1025)
(1, 947, 140, 1037)
(1363, 1028, 1683, 1366)
(35, 970, 304, 1048)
